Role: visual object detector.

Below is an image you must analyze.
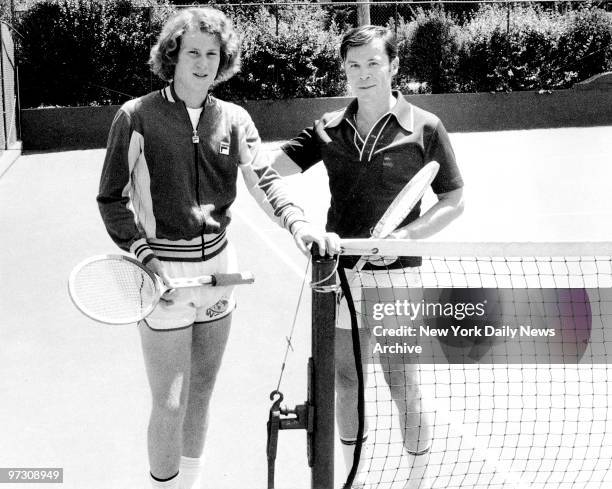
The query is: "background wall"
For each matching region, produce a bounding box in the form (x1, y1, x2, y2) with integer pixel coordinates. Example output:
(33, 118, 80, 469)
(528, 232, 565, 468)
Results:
(20, 85, 612, 152)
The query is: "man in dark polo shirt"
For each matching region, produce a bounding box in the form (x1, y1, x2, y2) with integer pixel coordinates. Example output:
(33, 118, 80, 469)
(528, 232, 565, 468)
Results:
(270, 25, 464, 488)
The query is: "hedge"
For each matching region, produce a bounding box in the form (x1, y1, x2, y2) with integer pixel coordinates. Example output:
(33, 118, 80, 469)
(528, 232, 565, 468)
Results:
(396, 8, 462, 94)
(13, 0, 612, 107)
(213, 6, 345, 101)
(16, 0, 172, 107)
(456, 4, 612, 92)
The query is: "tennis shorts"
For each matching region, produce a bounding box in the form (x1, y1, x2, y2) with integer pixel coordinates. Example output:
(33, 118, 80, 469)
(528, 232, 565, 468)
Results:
(144, 243, 238, 331)
(337, 264, 422, 330)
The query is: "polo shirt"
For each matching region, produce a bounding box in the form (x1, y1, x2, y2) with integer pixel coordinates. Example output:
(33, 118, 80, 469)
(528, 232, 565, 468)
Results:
(282, 92, 464, 267)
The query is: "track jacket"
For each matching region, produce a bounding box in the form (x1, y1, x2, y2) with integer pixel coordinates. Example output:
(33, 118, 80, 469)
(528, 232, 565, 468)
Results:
(97, 85, 306, 264)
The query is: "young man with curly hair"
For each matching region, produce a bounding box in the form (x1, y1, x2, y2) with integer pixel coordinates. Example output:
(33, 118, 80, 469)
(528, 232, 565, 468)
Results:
(98, 8, 332, 489)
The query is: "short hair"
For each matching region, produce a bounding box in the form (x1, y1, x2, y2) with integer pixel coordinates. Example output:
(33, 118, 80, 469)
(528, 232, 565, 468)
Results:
(149, 7, 241, 84)
(340, 25, 398, 62)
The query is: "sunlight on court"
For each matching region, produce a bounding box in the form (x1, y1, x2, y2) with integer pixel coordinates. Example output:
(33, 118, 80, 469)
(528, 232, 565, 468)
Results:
(1, 126, 611, 489)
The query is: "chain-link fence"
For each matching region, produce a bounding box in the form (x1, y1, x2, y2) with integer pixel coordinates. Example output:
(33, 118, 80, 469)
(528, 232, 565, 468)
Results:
(0, 21, 18, 151)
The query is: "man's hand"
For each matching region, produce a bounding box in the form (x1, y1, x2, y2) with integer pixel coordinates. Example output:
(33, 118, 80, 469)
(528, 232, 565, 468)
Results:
(144, 257, 176, 304)
(291, 222, 341, 257)
(388, 226, 415, 240)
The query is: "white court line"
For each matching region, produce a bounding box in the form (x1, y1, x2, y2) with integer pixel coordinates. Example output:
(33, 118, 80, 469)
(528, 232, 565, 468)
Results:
(0, 142, 22, 178)
(367, 364, 531, 489)
(435, 403, 531, 489)
(233, 207, 306, 279)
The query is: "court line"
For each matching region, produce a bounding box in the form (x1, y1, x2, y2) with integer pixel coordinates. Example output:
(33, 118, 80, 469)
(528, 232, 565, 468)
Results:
(233, 207, 306, 279)
(437, 403, 531, 489)
(0, 143, 22, 179)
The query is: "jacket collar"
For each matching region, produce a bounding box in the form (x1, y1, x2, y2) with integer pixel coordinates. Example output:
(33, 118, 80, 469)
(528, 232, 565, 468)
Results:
(163, 83, 212, 108)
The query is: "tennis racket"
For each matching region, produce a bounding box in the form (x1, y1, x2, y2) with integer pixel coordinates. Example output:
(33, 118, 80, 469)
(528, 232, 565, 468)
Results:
(68, 254, 254, 325)
(350, 160, 440, 273)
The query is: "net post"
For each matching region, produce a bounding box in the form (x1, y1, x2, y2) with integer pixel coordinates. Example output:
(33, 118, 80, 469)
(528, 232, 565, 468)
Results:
(310, 245, 336, 489)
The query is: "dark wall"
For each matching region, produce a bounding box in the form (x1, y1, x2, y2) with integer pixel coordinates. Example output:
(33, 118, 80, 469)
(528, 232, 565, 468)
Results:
(20, 89, 612, 152)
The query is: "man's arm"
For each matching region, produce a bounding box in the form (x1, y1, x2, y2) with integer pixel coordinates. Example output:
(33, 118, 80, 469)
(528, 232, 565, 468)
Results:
(390, 187, 464, 239)
(238, 118, 338, 255)
(268, 148, 303, 177)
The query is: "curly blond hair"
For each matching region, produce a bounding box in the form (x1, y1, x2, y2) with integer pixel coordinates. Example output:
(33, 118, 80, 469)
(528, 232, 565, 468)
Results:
(149, 7, 241, 84)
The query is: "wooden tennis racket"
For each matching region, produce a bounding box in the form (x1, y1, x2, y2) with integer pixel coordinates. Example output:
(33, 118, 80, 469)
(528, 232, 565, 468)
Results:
(68, 254, 254, 325)
(351, 160, 440, 273)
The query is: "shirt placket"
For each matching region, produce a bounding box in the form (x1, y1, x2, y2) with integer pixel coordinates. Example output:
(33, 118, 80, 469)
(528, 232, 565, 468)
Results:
(351, 114, 391, 165)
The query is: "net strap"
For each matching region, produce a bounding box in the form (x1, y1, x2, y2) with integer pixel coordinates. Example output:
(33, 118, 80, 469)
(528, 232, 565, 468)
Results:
(338, 267, 366, 489)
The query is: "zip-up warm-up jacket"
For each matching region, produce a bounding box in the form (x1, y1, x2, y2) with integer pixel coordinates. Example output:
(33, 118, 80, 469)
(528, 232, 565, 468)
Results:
(97, 85, 306, 264)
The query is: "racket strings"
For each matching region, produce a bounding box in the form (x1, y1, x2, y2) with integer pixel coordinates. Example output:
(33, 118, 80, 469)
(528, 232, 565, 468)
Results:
(71, 259, 157, 323)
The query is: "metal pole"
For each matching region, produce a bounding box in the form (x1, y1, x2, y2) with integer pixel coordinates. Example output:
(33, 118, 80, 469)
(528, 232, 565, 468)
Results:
(357, 1, 371, 26)
(1, 25, 7, 150)
(394, 2, 398, 36)
(506, 1, 510, 34)
(310, 248, 337, 489)
(11, 0, 20, 142)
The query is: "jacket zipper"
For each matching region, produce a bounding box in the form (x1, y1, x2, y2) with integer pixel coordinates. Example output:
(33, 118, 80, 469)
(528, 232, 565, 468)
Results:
(186, 103, 206, 261)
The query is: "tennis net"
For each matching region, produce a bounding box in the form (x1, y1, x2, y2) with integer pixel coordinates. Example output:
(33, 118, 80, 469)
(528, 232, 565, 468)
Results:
(310, 239, 612, 489)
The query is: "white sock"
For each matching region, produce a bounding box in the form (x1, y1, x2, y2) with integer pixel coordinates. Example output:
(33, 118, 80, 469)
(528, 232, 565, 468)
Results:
(149, 471, 180, 489)
(340, 436, 369, 485)
(179, 456, 204, 489)
(402, 448, 431, 489)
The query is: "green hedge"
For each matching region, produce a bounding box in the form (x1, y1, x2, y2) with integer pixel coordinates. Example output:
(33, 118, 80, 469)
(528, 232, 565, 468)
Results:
(395, 4, 612, 94)
(13, 0, 612, 107)
(455, 4, 612, 92)
(213, 6, 345, 101)
(396, 8, 462, 94)
(16, 0, 172, 107)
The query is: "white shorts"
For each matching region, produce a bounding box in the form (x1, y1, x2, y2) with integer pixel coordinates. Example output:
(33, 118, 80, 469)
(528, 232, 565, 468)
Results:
(144, 243, 238, 331)
(337, 266, 422, 330)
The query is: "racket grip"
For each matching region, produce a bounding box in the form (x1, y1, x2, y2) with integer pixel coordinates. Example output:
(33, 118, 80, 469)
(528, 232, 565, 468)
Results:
(212, 272, 255, 286)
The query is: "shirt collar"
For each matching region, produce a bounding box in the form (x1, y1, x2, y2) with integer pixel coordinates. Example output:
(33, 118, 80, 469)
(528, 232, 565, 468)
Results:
(325, 90, 414, 133)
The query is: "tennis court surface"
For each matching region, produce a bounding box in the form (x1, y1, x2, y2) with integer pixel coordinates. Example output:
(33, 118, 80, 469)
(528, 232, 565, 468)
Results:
(1, 125, 611, 489)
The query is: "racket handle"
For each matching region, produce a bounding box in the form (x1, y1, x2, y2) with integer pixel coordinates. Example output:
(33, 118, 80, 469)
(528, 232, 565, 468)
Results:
(168, 272, 255, 289)
(211, 272, 255, 286)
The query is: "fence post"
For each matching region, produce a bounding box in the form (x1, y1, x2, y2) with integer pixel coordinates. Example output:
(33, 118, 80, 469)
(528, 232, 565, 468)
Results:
(148, 6, 153, 94)
(11, 3, 20, 142)
(394, 2, 398, 35)
(357, 1, 371, 25)
(506, 1, 511, 34)
(1, 24, 7, 150)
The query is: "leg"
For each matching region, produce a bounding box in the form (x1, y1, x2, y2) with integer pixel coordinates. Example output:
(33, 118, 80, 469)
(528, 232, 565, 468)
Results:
(336, 327, 371, 485)
(381, 362, 432, 454)
(376, 269, 432, 489)
(139, 322, 193, 480)
(378, 355, 432, 489)
(182, 313, 232, 457)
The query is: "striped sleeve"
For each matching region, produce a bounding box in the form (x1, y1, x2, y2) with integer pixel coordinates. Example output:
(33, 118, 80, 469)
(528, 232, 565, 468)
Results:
(236, 109, 308, 233)
(97, 108, 154, 264)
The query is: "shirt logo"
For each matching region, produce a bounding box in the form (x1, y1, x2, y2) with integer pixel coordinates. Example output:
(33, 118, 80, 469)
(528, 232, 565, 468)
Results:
(219, 142, 230, 155)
